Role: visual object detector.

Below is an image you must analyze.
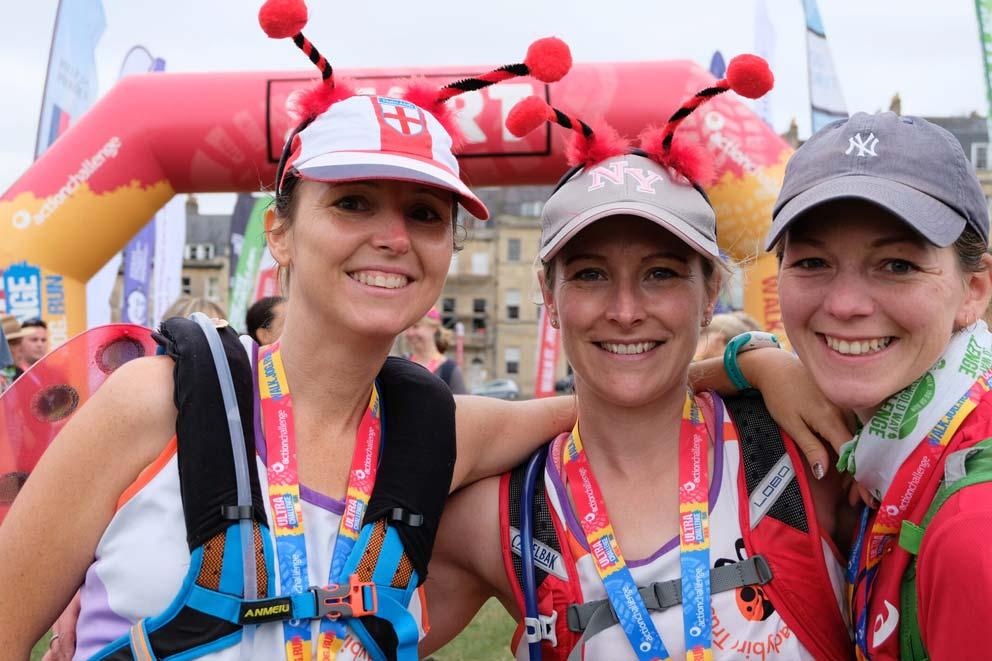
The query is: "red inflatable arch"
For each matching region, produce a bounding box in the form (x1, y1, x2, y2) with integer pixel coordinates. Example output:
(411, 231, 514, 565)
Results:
(0, 61, 792, 338)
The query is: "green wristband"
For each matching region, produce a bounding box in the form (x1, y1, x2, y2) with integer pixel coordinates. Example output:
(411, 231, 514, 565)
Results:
(723, 331, 781, 391)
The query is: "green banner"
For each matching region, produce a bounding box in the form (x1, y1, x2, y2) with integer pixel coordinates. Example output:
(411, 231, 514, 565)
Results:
(977, 0, 992, 140)
(227, 198, 269, 333)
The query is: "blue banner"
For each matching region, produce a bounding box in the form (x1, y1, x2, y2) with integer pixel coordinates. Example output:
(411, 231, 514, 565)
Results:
(3, 263, 44, 322)
(121, 222, 155, 326)
(802, 0, 847, 132)
(34, 0, 107, 159)
(708, 51, 726, 79)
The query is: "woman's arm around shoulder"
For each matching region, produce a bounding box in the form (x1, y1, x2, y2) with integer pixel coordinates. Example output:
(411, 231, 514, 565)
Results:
(420, 476, 518, 655)
(450, 395, 575, 491)
(0, 355, 177, 656)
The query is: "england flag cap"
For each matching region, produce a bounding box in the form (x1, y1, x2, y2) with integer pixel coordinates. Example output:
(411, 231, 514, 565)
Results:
(283, 95, 489, 220)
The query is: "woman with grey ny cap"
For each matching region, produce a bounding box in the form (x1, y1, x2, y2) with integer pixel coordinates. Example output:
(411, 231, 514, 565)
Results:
(422, 57, 855, 661)
(767, 111, 992, 660)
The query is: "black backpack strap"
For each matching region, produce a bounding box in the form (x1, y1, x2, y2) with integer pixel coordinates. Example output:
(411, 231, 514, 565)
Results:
(722, 390, 807, 532)
(154, 317, 268, 549)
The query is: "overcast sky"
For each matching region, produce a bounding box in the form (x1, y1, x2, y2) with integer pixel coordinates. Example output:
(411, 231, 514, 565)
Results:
(2, 0, 987, 213)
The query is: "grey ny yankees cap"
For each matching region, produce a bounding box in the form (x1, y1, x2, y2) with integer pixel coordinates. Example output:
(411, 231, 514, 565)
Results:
(540, 153, 720, 262)
(766, 112, 990, 250)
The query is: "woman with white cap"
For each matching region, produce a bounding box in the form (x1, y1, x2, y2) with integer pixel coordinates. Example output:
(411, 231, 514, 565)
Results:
(423, 56, 854, 661)
(0, 3, 587, 659)
(766, 111, 992, 660)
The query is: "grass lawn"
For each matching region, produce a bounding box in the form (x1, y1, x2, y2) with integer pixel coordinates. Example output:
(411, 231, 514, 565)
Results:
(28, 599, 515, 660)
(430, 598, 516, 660)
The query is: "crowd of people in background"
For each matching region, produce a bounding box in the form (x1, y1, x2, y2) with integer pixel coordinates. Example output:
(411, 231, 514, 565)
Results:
(0, 316, 48, 394)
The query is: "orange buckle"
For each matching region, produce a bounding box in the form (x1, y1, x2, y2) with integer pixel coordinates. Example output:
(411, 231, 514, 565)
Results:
(314, 575, 377, 620)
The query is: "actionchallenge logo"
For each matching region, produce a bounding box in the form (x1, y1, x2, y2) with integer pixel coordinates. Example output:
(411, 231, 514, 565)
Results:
(11, 136, 122, 230)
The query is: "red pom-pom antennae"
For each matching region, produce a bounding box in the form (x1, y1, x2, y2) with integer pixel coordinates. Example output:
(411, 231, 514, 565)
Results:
(259, 0, 334, 84)
(655, 53, 773, 158)
(725, 54, 774, 99)
(437, 37, 572, 103)
(506, 96, 629, 168)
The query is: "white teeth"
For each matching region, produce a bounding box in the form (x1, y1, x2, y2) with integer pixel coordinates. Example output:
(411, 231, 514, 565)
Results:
(600, 341, 659, 355)
(349, 271, 409, 289)
(825, 335, 892, 356)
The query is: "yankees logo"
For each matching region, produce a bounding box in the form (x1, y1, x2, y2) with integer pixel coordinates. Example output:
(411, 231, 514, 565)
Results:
(845, 132, 879, 157)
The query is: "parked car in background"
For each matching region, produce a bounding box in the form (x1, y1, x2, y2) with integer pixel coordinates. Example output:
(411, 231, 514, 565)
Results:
(471, 378, 520, 400)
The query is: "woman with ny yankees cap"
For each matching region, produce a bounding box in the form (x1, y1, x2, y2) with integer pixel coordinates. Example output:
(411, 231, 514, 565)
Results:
(767, 111, 992, 660)
(423, 56, 855, 661)
(0, 5, 850, 660)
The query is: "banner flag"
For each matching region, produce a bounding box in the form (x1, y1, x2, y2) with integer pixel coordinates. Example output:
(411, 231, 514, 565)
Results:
(533, 306, 561, 398)
(802, 0, 848, 132)
(34, 0, 107, 159)
(976, 0, 992, 142)
(228, 198, 270, 332)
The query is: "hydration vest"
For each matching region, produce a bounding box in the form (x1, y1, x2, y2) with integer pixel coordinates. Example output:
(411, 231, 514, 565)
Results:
(499, 390, 853, 661)
(92, 315, 456, 660)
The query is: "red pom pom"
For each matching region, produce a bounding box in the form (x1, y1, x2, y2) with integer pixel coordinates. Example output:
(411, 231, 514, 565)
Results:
(524, 37, 572, 83)
(402, 79, 465, 148)
(566, 120, 630, 167)
(259, 0, 308, 39)
(287, 79, 356, 123)
(638, 126, 714, 186)
(725, 54, 774, 99)
(506, 96, 552, 138)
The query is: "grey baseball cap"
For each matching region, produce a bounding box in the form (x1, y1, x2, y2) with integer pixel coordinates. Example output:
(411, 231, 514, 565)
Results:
(766, 112, 989, 250)
(540, 153, 719, 262)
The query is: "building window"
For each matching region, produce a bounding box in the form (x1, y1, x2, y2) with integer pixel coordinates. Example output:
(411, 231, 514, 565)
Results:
(506, 289, 521, 320)
(184, 243, 215, 261)
(442, 297, 456, 327)
(181, 276, 192, 295)
(471, 252, 490, 275)
(520, 200, 544, 217)
(473, 298, 487, 314)
(205, 276, 220, 302)
(505, 347, 521, 375)
(507, 238, 522, 262)
(972, 142, 989, 170)
(472, 318, 487, 334)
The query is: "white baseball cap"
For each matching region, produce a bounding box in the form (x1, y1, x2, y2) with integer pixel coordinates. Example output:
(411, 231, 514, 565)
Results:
(280, 94, 489, 220)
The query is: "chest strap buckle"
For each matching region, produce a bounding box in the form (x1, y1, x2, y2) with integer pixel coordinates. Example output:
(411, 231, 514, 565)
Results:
(314, 575, 378, 620)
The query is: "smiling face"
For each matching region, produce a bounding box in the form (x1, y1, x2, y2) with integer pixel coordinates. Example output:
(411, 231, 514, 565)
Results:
(267, 178, 454, 343)
(778, 200, 992, 418)
(542, 215, 719, 409)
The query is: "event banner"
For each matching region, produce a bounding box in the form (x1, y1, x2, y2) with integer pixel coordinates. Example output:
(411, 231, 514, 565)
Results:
(121, 221, 154, 326)
(228, 198, 269, 333)
(34, 0, 106, 158)
(802, 0, 848, 131)
(150, 197, 186, 328)
(977, 0, 992, 141)
(120, 49, 166, 327)
(533, 306, 561, 398)
(227, 193, 256, 294)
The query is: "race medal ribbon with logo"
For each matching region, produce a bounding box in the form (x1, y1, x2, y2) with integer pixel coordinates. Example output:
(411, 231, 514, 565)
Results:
(839, 323, 992, 659)
(259, 342, 382, 661)
(562, 391, 713, 661)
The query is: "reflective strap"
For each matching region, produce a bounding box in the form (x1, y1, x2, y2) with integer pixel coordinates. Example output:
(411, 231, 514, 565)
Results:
(128, 619, 156, 661)
(748, 453, 796, 529)
(566, 555, 772, 634)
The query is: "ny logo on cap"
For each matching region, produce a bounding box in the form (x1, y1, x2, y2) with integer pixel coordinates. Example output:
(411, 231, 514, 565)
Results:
(586, 160, 664, 194)
(377, 97, 424, 136)
(845, 132, 879, 158)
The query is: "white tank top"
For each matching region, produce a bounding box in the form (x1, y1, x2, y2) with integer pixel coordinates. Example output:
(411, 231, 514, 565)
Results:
(513, 394, 846, 660)
(74, 441, 426, 660)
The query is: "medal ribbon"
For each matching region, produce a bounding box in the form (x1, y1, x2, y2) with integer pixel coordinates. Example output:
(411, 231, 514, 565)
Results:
(259, 343, 381, 661)
(562, 391, 711, 661)
(846, 369, 991, 660)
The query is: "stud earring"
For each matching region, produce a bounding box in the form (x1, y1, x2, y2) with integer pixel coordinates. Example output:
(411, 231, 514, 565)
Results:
(550, 317, 560, 328)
